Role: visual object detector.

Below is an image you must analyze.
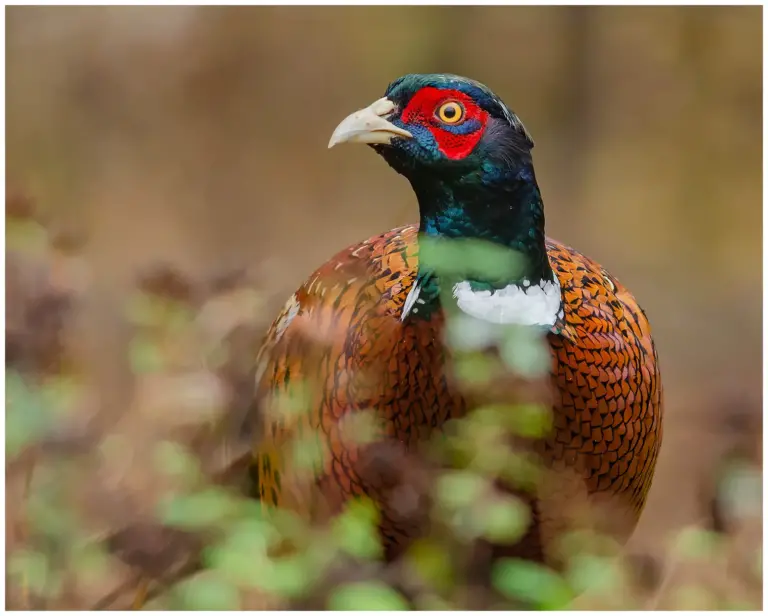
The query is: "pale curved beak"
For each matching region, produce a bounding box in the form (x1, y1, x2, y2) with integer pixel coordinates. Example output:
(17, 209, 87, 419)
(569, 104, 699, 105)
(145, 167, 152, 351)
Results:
(328, 97, 413, 149)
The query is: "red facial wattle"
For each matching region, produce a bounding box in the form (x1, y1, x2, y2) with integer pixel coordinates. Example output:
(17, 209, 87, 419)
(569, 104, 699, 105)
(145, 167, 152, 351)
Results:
(400, 87, 489, 161)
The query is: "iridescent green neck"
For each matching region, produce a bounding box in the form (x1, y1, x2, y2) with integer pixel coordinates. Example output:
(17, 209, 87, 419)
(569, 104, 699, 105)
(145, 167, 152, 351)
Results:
(413, 162, 551, 283)
(399, 162, 555, 322)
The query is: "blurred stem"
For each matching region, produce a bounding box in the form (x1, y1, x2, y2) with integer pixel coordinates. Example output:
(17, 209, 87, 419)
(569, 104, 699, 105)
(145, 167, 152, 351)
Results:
(91, 572, 145, 611)
(131, 578, 150, 610)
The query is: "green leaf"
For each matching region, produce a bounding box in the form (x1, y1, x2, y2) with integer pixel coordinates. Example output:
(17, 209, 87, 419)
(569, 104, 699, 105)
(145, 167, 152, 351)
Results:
(6, 371, 52, 456)
(476, 496, 530, 544)
(467, 440, 510, 475)
(206, 542, 267, 588)
(435, 470, 486, 510)
(290, 432, 326, 476)
(226, 517, 278, 551)
(446, 315, 505, 352)
(39, 375, 83, 416)
(8, 549, 50, 596)
(467, 405, 505, 430)
(492, 558, 573, 609)
(165, 303, 195, 333)
(332, 498, 382, 559)
(449, 407, 509, 474)
(505, 403, 553, 438)
(158, 488, 241, 530)
(71, 541, 112, 586)
(407, 539, 453, 590)
(265, 507, 312, 547)
(419, 236, 524, 282)
(304, 535, 339, 573)
(567, 554, 622, 596)
(205, 518, 277, 586)
(499, 451, 542, 490)
(452, 353, 498, 385)
(500, 324, 550, 378)
(128, 336, 165, 374)
(273, 382, 312, 420)
(172, 572, 241, 610)
(328, 581, 409, 610)
(672, 526, 721, 561)
(255, 554, 312, 597)
(153, 440, 202, 484)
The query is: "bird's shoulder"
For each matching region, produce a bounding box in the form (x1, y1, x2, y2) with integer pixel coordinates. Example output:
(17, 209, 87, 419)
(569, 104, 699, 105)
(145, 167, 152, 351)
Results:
(257, 224, 420, 364)
(546, 237, 656, 357)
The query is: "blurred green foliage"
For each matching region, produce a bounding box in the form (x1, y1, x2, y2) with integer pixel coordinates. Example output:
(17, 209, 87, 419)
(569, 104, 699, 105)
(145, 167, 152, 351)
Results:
(171, 572, 242, 610)
(332, 498, 382, 560)
(5, 228, 761, 610)
(6, 371, 54, 457)
(328, 581, 409, 610)
(492, 558, 573, 608)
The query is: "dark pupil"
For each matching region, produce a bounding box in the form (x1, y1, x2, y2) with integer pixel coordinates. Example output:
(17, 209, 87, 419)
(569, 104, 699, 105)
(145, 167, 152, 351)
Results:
(443, 105, 457, 119)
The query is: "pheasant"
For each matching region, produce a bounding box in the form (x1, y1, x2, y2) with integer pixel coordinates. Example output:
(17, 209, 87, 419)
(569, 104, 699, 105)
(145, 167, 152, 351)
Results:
(252, 73, 663, 566)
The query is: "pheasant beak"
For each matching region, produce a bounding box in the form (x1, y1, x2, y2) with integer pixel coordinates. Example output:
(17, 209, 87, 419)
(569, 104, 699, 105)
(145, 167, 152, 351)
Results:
(328, 97, 413, 148)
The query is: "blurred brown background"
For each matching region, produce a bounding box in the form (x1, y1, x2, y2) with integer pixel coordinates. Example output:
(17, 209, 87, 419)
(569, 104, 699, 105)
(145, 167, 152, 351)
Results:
(6, 5, 762, 607)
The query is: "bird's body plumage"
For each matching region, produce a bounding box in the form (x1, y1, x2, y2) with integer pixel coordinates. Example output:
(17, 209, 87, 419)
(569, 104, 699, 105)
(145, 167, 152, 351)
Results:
(254, 224, 662, 556)
(251, 73, 662, 563)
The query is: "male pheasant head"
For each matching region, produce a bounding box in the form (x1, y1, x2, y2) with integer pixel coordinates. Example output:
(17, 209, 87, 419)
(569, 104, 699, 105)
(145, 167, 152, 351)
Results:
(329, 73, 534, 178)
(329, 74, 559, 326)
(329, 73, 547, 266)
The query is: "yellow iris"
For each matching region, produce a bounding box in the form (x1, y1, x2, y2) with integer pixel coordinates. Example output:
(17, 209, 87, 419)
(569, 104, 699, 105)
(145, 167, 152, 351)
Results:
(437, 101, 464, 124)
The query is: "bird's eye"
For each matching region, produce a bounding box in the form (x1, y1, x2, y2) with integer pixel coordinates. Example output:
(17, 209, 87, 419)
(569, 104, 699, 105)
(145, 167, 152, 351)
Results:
(436, 101, 464, 124)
